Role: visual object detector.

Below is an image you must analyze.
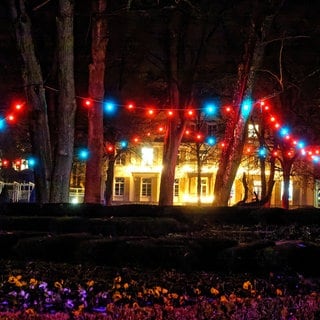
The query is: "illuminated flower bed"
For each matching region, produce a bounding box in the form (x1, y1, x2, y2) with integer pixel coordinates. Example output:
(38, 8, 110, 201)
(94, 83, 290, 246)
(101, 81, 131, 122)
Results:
(0, 261, 320, 319)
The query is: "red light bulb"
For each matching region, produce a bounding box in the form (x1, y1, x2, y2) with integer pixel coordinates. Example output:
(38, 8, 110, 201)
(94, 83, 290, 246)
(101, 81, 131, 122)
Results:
(15, 103, 23, 111)
(127, 103, 135, 110)
(84, 99, 92, 107)
(167, 110, 174, 117)
(7, 114, 15, 123)
(186, 109, 194, 117)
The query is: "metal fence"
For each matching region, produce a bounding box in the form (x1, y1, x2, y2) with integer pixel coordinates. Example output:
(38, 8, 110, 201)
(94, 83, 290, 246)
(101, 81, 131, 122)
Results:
(0, 181, 35, 203)
(0, 183, 86, 204)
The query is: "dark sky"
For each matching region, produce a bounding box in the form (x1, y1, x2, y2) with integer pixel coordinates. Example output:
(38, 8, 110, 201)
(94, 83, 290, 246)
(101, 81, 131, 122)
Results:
(1, 1, 319, 97)
(0, 0, 319, 146)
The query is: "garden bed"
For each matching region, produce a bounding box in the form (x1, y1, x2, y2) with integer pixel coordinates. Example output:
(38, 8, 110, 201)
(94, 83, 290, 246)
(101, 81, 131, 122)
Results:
(0, 260, 320, 319)
(1, 204, 320, 318)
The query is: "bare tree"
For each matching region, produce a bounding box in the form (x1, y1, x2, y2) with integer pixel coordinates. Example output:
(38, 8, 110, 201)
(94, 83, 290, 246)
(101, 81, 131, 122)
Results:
(84, 0, 108, 204)
(7, 0, 76, 203)
(158, 2, 227, 205)
(50, 0, 76, 202)
(213, 7, 278, 206)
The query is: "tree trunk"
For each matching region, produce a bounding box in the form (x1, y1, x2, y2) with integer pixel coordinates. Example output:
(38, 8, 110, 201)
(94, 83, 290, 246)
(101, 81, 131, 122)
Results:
(8, 0, 52, 203)
(213, 13, 275, 207)
(196, 143, 202, 206)
(260, 157, 267, 198)
(158, 10, 188, 206)
(84, 0, 108, 204)
(264, 155, 276, 207)
(235, 172, 249, 205)
(50, 0, 76, 202)
(259, 126, 267, 199)
(281, 157, 294, 209)
(159, 118, 185, 206)
(105, 157, 115, 206)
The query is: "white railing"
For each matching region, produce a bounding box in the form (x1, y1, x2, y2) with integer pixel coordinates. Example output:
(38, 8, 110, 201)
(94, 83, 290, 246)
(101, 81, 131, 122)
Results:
(0, 181, 35, 203)
(0, 183, 86, 204)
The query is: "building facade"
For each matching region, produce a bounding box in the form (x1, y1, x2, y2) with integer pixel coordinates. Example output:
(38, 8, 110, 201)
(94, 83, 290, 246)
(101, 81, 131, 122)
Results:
(103, 141, 318, 208)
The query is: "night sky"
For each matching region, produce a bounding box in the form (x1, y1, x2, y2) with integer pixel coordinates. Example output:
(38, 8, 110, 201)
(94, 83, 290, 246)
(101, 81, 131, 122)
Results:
(0, 1, 319, 149)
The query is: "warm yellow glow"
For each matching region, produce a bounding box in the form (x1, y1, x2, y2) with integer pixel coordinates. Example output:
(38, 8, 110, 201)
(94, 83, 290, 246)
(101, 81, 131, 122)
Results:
(182, 194, 214, 203)
(142, 147, 153, 165)
(181, 165, 193, 173)
(71, 197, 79, 204)
(201, 166, 217, 173)
(124, 165, 162, 175)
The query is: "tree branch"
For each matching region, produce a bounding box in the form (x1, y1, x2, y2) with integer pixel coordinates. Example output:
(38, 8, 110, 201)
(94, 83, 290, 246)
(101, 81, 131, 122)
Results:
(263, 35, 310, 46)
(32, 0, 52, 11)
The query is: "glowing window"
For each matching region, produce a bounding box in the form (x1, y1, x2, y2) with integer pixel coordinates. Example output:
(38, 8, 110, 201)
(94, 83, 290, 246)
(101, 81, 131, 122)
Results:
(115, 153, 126, 165)
(141, 178, 152, 197)
(174, 179, 179, 197)
(114, 177, 125, 196)
(142, 147, 153, 165)
(248, 124, 259, 139)
(201, 178, 208, 196)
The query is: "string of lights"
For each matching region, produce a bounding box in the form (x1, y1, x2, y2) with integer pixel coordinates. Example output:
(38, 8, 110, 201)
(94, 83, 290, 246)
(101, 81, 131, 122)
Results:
(1, 89, 319, 166)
